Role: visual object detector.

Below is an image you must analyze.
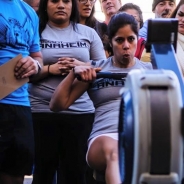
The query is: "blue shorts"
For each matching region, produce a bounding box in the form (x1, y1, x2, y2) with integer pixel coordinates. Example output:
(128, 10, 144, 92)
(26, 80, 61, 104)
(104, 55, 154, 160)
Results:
(0, 103, 34, 176)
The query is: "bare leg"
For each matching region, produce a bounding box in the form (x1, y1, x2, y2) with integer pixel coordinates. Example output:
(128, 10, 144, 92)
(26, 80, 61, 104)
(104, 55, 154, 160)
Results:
(87, 136, 121, 184)
(0, 172, 24, 184)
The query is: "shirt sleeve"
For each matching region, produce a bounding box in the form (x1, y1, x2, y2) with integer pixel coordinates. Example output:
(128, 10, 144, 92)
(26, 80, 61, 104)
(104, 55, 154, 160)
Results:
(89, 29, 106, 61)
(29, 15, 41, 53)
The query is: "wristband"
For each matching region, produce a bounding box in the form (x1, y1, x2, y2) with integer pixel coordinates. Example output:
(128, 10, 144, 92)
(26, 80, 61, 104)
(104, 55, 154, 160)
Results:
(34, 60, 42, 73)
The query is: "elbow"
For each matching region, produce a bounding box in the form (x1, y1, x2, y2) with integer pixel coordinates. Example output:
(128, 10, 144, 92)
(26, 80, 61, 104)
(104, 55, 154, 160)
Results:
(49, 100, 61, 112)
(49, 105, 59, 112)
(49, 99, 67, 112)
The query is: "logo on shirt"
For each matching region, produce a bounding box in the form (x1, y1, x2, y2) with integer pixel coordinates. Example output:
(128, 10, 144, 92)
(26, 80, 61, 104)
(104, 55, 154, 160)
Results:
(0, 14, 33, 49)
(91, 78, 125, 90)
(40, 39, 88, 49)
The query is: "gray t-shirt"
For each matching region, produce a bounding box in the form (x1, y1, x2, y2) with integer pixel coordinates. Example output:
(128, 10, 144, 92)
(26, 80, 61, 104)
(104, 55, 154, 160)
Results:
(29, 23, 106, 114)
(88, 57, 152, 140)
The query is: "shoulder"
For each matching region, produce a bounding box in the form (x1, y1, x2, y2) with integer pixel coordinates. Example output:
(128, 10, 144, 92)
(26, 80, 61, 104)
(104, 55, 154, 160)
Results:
(135, 58, 153, 69)
(20, 0, 33, 12)
(139, 19, 149, 32)
(96, 20, 107, 27)
(76, 23, 98, 35)
(19, 0, 38, 21)
(75, 23, 102, 42)
(138, 37, 146, 44)
(142, 19, 149, 28)
(95, 21, 108, 33)
(92, 57, 110, 68)
(76, 23, 94, 31)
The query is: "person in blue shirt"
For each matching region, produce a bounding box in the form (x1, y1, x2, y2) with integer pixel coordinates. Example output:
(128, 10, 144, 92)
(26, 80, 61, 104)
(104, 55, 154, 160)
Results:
(0, 0, 43, 183)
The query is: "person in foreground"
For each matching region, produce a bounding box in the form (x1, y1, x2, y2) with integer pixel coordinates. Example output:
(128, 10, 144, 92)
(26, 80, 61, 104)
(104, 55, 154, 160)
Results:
(50, 12, 152, 184)
(0, 0, 43, 183)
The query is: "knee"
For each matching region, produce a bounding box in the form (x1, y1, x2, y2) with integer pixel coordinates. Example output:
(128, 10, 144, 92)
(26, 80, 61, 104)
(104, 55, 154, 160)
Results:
(106, 150, 118, 162)
(110, 152, 118, 161)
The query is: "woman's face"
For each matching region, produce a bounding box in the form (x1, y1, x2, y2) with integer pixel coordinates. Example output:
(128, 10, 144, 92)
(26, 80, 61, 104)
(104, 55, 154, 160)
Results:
(100, 0, 121, 18)
(47, 0, 72, 28)
(112, 25, 137, 67)
(176, 4, 184, 35)
(123, 9, 141, 30)
(77, 0, 95, 21)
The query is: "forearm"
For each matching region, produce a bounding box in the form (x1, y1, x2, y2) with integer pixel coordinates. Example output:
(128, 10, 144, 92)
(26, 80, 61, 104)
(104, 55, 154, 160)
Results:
(50, 71, 73, 111)
(28, 53, 44, 82)
(30, 64, 52, 82)
(50, 65, 97, 112)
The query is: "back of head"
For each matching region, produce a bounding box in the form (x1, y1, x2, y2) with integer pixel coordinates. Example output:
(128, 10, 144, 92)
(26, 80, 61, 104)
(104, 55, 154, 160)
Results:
(119, 3, 143, 28)
(152, 0, 176, 11)
(108, 12, 138, 40)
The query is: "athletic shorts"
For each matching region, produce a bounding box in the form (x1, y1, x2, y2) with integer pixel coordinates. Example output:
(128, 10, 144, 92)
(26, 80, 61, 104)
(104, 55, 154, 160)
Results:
(0, 103, 34, 176)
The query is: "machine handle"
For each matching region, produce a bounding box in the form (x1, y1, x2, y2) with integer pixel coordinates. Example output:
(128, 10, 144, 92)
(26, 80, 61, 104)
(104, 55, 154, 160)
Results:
(76, 72, 127, 80)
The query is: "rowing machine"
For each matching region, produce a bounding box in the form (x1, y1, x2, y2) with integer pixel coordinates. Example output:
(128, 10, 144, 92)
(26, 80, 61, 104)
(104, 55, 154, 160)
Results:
(118, 18, 184, 184)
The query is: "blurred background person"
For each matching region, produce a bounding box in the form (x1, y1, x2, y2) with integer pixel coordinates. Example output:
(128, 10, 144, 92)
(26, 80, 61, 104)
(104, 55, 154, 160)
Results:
(99, 0, 122, 25)
(118, 3, 143, 29)
(99, 0, 122, 57)
(170, 0, 184, 77)
(77, 0, 106, 38)
(77, 0, 109, 59)
(139, 0, 176, 40)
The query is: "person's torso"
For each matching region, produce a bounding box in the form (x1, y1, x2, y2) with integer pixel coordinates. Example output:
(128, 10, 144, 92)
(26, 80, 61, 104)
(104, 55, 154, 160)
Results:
(88, 57, 152, 139)
(0, 0, 40, 106)
(29, 23, 106, 113)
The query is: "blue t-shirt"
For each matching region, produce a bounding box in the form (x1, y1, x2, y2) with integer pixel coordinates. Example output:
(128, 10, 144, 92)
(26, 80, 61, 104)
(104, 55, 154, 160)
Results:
(0, 0, 40, 106)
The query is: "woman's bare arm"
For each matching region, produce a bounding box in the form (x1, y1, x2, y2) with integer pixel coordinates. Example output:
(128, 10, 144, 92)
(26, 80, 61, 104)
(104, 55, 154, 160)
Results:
(50, 65, 101, 112)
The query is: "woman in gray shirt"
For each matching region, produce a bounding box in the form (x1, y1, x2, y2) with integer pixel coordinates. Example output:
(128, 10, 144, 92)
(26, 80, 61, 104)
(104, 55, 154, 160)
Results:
(28, 0, 106, 182)
(50, 13, 152, 184)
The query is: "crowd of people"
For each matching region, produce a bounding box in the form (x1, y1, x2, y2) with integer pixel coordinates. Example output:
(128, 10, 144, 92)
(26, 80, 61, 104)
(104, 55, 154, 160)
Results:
(0, 0, 183, 184)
